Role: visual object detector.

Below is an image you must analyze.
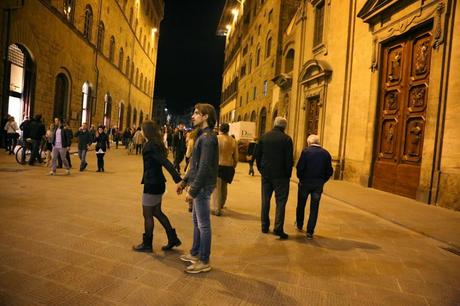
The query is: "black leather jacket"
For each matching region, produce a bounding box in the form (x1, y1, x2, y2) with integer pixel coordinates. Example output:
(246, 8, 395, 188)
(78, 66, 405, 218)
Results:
(183, 127, 218, 198)
(142, 141, 181, 186)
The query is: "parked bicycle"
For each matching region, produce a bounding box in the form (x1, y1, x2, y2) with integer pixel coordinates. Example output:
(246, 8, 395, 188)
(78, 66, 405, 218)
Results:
(15, 138, 46, 165)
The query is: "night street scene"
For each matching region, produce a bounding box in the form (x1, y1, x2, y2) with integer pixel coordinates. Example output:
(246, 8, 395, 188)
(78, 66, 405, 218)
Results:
(0, 0, 459, 305)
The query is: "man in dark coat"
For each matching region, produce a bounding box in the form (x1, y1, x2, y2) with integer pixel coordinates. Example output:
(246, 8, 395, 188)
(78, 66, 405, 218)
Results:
(28, 114, 46, 165)
(172, 122, 186, 174)
(296, 134, 333, 240)
(255, 117, 293, 239)
(19, 116, 31, 164)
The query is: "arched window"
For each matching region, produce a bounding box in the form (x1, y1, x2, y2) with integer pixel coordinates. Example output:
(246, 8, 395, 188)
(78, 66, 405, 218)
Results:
(249, 56, 252, 73)
(118, 47, 124, 70)
(83, 5, 93, 41)
(244, 113, 249, 121)
(143, 35, 146, 48)
(250, 111, 256, 122)
(54, 73, 71, 122)
(97, 21, 105, 51)
(144, 78, 147, 92)
(135, 19, 138, 32)
(259, 107, 267, 137)
(147, 42, 150, 54)
(109, 36, 115, 62)
(123, 0, 127, 12)
(136, 68, 139, 86)
(266, 36, 272, 58)
(256, 46, 261, 66)
(139, 110, 144, 125)
(237, 115, 241, 121)
(126, 56, 130, 76)
(285, 49, 295, 72)
(133, 108, 137, 127)
(103, 93, 112, 127)
(81, 82, 92, 125)
(126, 104, 132, 128)
(140, 27, 142, 40)
(63, 0, 75, 23)
(140, 73, 143, 88)
(130, 62, 134, 80)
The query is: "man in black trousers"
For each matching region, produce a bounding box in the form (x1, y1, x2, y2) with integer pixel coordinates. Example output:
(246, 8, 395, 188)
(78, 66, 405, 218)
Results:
(255, 117, 293, 239)
(296, 134, 333, 240)
(172, 122, 186, 174)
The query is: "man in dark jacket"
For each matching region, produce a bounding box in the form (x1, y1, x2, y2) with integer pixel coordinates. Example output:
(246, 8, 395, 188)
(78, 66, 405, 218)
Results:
(19, 116, 31, 164)
(177, 103, 218, 274)
(28, 114, 46, 165)
(296, 134, 333, 239)
(75, 122, 92, 171)
(255, 117, 293, 239)
(172, 122, 186, 174)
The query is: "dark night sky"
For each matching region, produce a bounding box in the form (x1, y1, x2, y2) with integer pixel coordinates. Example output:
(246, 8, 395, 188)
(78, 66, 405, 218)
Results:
(154, 0, 227, 115)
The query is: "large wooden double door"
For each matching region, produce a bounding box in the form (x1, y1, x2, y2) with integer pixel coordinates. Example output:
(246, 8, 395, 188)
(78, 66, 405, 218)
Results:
(372, 26, 432, 199)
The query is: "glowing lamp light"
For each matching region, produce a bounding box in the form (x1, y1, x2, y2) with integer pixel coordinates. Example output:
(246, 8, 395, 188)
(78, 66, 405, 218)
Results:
(231, 8, 239, 17)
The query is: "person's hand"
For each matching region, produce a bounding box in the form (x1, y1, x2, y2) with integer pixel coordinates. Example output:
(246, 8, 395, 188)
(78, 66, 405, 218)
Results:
(176, 182, 184, 195)
(185, 192, 194, 203)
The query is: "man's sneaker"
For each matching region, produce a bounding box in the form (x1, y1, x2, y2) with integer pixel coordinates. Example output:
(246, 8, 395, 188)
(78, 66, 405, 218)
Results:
(261, 228, 269, 234)
(179, 254, 199, 263)
(185, 261, 211, 274)
(65, 169, 70, 175)
(48, 171, 55, 176)
(306, 233, 313, 240)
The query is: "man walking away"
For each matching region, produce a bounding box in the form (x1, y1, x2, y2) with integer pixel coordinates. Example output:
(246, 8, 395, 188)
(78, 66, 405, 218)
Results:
(255, 117, 293, 240)
(75, 123, 92, 171)
(28, 114, 46, 165)
(211, 123, 238, 216)
(296, 134, 333, 240)
(172, 122, 186, 174)
(177, 103, 218, 274)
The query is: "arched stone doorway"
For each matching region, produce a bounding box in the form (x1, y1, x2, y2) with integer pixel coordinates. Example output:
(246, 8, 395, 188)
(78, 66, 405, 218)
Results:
(103, 93, 112, 127)
(54, 72, 71, 122)
(81, 82, 92, 125)
(118, 102, 125, 130)
(126, 104, 132, 128)
(4, 44, 36, 125)
(259, 107, 267, 137)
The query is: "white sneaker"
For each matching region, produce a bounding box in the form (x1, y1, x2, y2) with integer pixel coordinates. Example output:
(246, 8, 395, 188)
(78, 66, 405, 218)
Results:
(186, 261, 211, 274)
(48, 171, 55, 176)
(65, 170, 70, 175)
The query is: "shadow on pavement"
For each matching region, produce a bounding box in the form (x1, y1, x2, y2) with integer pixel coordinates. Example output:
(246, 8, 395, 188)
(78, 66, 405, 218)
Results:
(293, 235, 380, 251)
(221, 208, 259, 221)
(206, 269, 297, 305)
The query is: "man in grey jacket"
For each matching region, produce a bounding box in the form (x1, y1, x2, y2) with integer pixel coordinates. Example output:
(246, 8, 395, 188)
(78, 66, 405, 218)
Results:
(177, 103, 218, 274)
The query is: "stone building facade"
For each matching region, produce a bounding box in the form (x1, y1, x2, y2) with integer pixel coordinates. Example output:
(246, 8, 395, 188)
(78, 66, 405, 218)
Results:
(218, 0, 300, 138)
(219, 0, 459, 210)
(0, 0, 163, 132)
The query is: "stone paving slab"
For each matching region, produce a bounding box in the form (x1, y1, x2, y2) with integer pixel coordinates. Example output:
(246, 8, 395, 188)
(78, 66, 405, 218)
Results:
(0, 149, 459, 305)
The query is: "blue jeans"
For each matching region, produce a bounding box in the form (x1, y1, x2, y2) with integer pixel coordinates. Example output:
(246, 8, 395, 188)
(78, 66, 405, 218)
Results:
(190, 185, 214, 263)
(78, 149, 87, 169)
(296, 182, 323, 234)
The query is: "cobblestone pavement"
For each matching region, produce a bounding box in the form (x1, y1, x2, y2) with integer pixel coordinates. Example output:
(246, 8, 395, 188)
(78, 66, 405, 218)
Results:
(0, 148, 459, 306)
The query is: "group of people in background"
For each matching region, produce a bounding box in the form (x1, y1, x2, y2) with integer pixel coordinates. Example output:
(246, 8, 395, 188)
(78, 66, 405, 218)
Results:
(2, 113, 113, 175)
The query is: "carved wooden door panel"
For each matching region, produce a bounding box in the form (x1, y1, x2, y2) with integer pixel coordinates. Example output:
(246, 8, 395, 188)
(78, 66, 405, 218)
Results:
(306, 96, 320, 138)
(373, 27, 432, 198)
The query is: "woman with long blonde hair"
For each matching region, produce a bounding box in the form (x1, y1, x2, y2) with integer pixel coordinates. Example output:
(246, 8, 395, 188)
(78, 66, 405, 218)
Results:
(133, 120, 183, 252)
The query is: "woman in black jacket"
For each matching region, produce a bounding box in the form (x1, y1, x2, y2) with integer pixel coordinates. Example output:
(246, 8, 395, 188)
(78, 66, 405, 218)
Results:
(133, 120, 182, 252)
(95, 125, 110, 172)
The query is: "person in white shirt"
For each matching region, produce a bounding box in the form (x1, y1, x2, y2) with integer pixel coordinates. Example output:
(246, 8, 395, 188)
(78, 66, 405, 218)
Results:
(4, 116, 19, 155)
